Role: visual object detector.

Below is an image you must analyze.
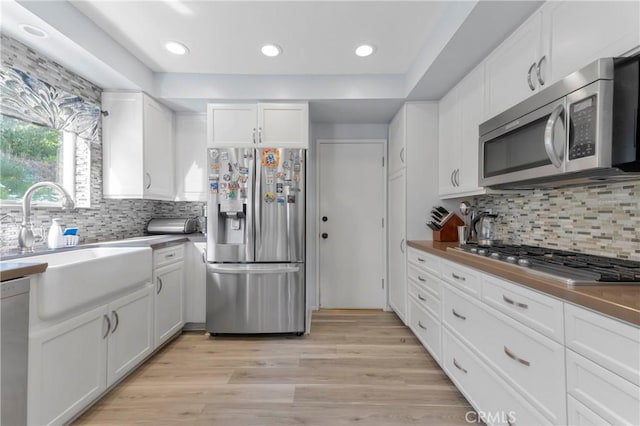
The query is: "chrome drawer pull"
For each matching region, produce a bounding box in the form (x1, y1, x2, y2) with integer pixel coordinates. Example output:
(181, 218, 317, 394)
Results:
(166, 253, 175, 259)
(451, 272, 466, 281)
(417, 276, 427, 282)
(418, 321, 427, 330)
(452, 309, 466, 321)
(111, 310, 119, 334)
(417, 257, 426, 263)
(503, 295, 528, 309)
(453, 358, 467, 374)
(504, 346, 530, 367)
(157, 277, 163, 294)
(418, 294, 427, 302)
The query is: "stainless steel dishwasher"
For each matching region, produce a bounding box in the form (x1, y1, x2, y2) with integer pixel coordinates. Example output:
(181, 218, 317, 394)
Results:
(1, 276, 30, 426)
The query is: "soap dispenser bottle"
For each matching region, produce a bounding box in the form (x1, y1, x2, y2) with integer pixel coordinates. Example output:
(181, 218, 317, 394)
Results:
(47, 218, 64, 249)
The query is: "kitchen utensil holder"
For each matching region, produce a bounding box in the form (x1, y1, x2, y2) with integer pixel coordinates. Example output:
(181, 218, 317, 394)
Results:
(432, 213, 464, 242)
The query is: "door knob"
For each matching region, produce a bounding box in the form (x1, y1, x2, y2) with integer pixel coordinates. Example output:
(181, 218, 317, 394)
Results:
(322, 216, 328, 222)
(321, 233, 328, 239)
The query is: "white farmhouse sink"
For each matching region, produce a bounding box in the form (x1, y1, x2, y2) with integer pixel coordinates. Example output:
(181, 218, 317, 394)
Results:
(11, 247, 152, 321)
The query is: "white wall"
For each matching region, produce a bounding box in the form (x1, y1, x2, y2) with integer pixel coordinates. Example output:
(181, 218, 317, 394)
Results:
(306, 123, 389, 311)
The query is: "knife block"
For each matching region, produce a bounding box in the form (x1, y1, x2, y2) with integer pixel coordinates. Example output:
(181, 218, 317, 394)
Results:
(433, 213, 464, 242)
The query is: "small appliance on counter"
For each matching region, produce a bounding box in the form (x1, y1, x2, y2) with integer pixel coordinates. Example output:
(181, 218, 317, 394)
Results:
(146, 217, 199, 234)
(427, 206, 464, 242)
(470, 212, 500, 246)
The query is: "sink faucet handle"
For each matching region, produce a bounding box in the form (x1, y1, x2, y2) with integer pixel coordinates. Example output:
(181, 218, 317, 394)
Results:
(33, 225, 46, 244)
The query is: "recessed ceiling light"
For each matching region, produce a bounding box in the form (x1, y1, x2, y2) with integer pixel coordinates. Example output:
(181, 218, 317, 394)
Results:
(19, 24, 48, 38)
(165, 41, 189, 55)
(261, 44, 281, 57)
(355, 44, 375, 57)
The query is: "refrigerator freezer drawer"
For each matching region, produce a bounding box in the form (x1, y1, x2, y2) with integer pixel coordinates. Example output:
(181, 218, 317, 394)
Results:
(206, 263, 305, 334)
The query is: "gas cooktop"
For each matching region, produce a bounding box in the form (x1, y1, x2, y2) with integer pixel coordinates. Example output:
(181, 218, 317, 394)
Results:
(457, 243, 640, 286)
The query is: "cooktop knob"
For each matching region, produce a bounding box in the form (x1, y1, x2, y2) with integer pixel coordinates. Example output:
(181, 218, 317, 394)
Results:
(506, 255, 518, 264)
(518, 258, 531, 267)
(490, 252, 501, 260)
(478, 249, 488, 256)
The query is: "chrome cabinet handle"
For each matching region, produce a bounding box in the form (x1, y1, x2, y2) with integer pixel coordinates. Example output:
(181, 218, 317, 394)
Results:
(145, 172, 151, 189)
(400, 147, 405, 163)
(418, 294, 427, 302)
(453, 358, 467, 374)
(527, 62, 536, 91)
(536, 56, 546, 86)
(103, 314, 111, 339)
(504, 346, 530, 367)
(544, 103, 565, 168)
(418, 321, 427, 330)
(157, 277, 163, 294)
(111, 310, 119, 334)
(450, 170, 455, 187)
(503, 295, 528, 309)
(417, 257, 426, 263)
(455, 169, 460, 187)
(202, 249, 207, 264)
(417, 276, 427, 283)
(451, 272, 466, 281)
(400, 239, 405, 254)
(452, 309, 467, 321)
(165, 253, 175, 259)
(252, 128, 256, 144)
(258, 127, 263, 144)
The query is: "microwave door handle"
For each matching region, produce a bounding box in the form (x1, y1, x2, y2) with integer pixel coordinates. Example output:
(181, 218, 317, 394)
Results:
(544, 104, 565, 168)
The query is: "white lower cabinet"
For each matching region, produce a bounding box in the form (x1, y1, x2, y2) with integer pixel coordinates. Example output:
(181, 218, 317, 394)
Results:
(184, 242, 207, 325)
(106, 285, 154, 387)
(442, 328, 553, 426)
(153, 245, 185, 346)
(567, 395, 611, 426)
(408, 296, 441, 363)
(28, 285, 153, 426)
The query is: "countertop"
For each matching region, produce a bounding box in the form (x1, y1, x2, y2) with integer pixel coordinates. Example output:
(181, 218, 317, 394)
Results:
(408, 240, 640, 326)
(0, 233, 205, 281)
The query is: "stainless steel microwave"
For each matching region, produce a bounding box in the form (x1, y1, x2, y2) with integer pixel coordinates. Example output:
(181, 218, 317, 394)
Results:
(479, 56, 640, 188)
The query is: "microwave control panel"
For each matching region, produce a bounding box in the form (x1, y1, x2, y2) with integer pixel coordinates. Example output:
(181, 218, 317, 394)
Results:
(569, 95, 597, 160)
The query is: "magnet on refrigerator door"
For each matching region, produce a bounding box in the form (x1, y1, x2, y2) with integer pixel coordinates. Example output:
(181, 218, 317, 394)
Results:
(262, 148, 280, 167)
(264, 192, 276, 203)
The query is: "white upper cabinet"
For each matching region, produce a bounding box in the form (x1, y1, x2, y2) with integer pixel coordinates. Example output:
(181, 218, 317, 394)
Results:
(438, 64, 486, 199)
(175, 113, 207, 202)
(257, 103, 309, 148)
(541, 1, 640, 86)
(484, 1, 640, 120)
(484, 11, 543, 119)
(208, 102, 308, 148)
(102, 92, 175, 200)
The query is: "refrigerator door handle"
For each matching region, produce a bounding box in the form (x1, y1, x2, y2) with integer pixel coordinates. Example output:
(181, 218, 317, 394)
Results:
(207, 264, 301, 274)
(254, 150, 262, 255)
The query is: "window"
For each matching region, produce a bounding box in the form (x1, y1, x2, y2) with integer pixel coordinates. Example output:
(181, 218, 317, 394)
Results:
(0, 114, 75, 203)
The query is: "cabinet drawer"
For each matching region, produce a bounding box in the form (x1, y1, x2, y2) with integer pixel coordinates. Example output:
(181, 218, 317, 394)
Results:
(565, 303, 640, 386)
(444, 285, 566, 424)
(567, 395, 611, 426)
(441, 260, 481, 298)
(408, 280, 440, 319)
(482, 276, 564, 343)
(407, 264, 440, 298)
(407, 248, 439, 276)
(442, 329, 553, 426)
(408, 297, 440, 363)
(566, 349, 640, 426)
(153, 244, 185, 267)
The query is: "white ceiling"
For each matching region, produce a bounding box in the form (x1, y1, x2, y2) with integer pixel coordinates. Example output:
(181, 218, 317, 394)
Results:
(70, 1, 449, 75)
(1, 1, 543, 122)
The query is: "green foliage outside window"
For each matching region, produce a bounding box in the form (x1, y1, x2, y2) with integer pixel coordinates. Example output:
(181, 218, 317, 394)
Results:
(0, 114, 61, 201)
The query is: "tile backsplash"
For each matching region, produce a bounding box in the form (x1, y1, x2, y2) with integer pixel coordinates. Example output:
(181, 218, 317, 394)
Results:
(474, 181, 640, 260)
(0, 35, 201, 253)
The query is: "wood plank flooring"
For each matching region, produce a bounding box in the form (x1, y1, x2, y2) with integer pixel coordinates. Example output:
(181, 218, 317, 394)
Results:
(74, 310, 474, 425)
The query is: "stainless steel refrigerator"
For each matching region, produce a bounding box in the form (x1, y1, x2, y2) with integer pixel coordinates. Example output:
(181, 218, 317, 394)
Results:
(205, 147, 305, 334)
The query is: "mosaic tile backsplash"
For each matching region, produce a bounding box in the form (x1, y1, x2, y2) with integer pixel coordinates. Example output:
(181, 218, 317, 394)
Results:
(0, 35, 203, 253)
(473, 181, 640, 261)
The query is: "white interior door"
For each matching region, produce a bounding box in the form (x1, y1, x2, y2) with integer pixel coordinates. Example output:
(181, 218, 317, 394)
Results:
(318, 141, 385, 309)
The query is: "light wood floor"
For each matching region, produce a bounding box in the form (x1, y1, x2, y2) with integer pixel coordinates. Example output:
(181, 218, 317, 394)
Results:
(74, 310, 473, 425)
